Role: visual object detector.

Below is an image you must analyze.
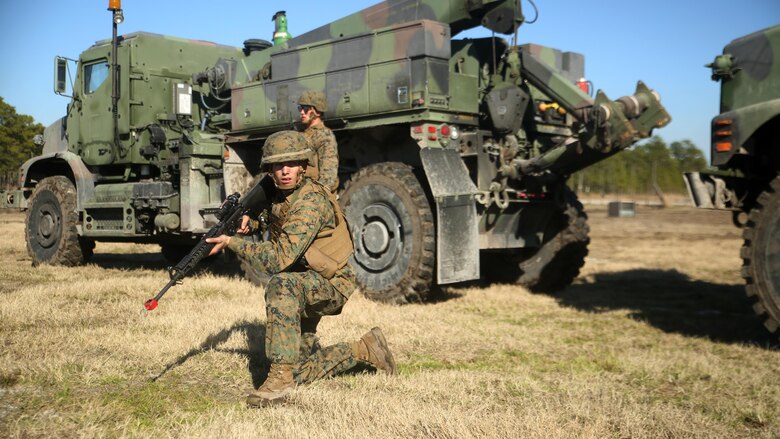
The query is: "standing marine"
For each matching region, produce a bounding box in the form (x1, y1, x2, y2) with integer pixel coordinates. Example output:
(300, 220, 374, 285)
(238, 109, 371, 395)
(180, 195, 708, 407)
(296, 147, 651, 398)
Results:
(298, 91, 339, 193)
(207, 130, 396, 407)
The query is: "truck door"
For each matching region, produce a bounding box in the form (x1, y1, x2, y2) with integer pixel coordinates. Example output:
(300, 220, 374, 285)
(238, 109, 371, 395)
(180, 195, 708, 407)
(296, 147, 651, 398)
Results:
(76, 58, 115, 166)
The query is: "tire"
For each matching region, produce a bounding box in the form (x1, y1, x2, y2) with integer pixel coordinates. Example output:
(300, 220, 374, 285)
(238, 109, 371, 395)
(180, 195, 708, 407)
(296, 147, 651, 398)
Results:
(340, 162, 435, 304)
(481, 187, 589, 292)
(742, 176, 780, 335)
(26, 176, 92, 266)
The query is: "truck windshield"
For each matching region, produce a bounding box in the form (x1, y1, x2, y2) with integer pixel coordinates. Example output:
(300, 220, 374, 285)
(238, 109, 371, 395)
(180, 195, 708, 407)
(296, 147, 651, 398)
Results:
(84, 61, 109, 94)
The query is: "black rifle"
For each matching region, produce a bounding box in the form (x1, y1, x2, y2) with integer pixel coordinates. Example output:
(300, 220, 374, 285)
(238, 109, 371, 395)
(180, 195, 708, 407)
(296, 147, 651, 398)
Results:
(144, 176, 275, 311)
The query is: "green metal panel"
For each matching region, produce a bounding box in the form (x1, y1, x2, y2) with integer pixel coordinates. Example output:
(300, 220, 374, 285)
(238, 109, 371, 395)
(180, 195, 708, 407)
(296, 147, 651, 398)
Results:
(288, 0, 519, 46)
(327, 68, 370, 116)
(231, 19, 453, 135)
(719, 25, 780, 113)
(710, 24, 780, 166)
(82, 183, 136, 237)
(77, 53, 114, 166)
(233, 83, 272, 129)
(448, 72, 478, 113)
(369, 61, 412, 113)
(73, 32, 243, 167)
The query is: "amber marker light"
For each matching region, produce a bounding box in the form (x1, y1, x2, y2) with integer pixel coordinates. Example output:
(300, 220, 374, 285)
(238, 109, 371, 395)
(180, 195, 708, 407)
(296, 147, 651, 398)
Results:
(108, 0, 121, 11)
(715, 142, 732, 152)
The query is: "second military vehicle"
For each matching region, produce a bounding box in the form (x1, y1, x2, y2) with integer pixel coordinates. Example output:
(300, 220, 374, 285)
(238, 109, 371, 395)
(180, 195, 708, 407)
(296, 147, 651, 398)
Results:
(684, 24, 780, 336)
(9, 0, 670, 304)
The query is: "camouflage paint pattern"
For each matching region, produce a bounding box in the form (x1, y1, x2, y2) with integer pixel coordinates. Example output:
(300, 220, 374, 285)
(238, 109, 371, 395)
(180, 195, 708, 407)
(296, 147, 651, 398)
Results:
(229, 19, 452, 134)
(224, 0, 667, 174)
(225, 0, 520, 135)
(211, 0, 671, 295)
(288, 0, 520, 45)
(520, 43, 592, 113)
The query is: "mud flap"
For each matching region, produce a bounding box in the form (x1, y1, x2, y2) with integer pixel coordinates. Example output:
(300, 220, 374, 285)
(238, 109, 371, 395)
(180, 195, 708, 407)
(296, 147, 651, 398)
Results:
(420, 147, 480, 284)
(683, 172, 715, 208)
(683, 171, 746, 209)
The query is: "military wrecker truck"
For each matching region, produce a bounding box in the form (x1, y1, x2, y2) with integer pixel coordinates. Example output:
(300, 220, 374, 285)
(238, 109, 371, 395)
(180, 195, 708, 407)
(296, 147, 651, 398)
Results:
(684, 25, 780, 336)
(8, 0, 670, 304)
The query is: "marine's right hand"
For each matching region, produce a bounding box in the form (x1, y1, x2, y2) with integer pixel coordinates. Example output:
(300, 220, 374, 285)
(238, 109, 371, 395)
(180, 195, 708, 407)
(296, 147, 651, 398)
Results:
(237, 215, 251, 235)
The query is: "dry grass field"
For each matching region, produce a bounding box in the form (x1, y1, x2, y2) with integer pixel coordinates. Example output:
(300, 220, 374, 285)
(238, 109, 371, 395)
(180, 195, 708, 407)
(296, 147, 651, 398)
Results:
(1, 205, 778, 438)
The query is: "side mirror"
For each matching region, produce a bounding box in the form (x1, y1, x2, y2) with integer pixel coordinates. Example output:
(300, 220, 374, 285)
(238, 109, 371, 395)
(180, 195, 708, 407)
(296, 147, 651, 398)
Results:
(54, 56, 74, 97)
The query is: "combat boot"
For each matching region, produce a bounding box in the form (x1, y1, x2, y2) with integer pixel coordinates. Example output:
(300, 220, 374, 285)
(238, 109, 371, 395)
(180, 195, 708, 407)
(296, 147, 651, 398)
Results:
(246, 363, 295, 407)
(351, 327, 397, 375)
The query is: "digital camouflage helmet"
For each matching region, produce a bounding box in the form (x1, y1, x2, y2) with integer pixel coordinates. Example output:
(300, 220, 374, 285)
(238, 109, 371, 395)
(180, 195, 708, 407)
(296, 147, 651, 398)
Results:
(298, 90, 327, 114)
(261, 130, 313, 170)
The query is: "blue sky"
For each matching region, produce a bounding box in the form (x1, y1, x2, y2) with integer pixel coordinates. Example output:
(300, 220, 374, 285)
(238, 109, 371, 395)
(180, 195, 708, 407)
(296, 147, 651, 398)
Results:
(1, 1, 778, 161)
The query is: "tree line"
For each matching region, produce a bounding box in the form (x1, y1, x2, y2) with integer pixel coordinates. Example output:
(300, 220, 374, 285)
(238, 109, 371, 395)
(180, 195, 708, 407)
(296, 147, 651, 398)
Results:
(569, 137, 707, 197)
(0, 97, 44, 189)
(0, 95, 707, 194)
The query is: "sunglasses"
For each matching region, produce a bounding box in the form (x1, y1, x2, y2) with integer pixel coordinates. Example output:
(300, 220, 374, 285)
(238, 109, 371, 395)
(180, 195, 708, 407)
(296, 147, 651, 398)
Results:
(298, 104, 314, 113)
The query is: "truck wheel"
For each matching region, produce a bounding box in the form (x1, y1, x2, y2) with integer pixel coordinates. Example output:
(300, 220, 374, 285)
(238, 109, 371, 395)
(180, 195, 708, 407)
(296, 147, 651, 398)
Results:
(482, 188, 589, 292)
(340, 162, 435, 304)
(742, 177, 780, 335)
(26, 176, 92, 266)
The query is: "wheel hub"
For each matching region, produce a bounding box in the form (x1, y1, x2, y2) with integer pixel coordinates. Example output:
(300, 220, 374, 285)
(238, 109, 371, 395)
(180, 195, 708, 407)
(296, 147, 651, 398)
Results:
(40, 215, 54, 238)
(363, 220, 390, 254)
(355, 204, 402, 271)
(36, 204, 60, 248)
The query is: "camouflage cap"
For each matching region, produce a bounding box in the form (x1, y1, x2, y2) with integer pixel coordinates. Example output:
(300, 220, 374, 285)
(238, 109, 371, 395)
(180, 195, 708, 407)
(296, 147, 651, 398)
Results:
(298, 90, 327, 113)
(261, 130, 313, 169)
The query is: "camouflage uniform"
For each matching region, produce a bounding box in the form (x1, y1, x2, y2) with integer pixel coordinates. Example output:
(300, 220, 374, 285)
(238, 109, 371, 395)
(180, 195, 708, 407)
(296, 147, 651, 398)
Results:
(299, 90, 339, 192)
(303, 123, 339, 192)
(227, 163, 357, 384)
(225, 131, 393, 409)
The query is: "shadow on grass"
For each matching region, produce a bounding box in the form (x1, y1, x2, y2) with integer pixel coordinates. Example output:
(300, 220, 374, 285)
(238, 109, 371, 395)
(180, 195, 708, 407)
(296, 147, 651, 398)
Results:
(88, 252, 169, 271)
(556, 269, 778, 348)
(151, 319, 269, 387)
(88, 252, 245, 278)
(150, 318, 377, 388)
(422, 286, 466, 304)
